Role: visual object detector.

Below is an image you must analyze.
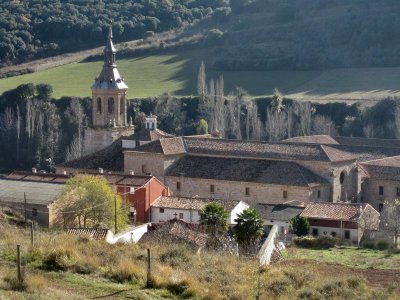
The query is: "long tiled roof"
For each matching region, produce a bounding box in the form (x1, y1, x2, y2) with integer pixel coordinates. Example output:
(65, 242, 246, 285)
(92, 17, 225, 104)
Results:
(284, 135, 339, 145)
(166, 156, 329, 187)
(132, 137, 357, 162)
(360, 156, 400, 180)
(67, 228, 109, 240)
(152, 196, 243, 212)
(331, 145, 400, 162)
(256, 203, 304, 222)
(333, 136, 400, 148)
(7, 171, 154, 187)
(58, 138, 124, 171)
(0, 179, 64, 205)
(300, 202, 368, 221)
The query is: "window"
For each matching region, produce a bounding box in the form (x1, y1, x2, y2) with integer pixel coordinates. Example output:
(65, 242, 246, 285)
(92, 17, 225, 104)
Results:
(331, 232, 337, 237)
(245, 187, 250, 196)
(340, 171, 345, 184)
(397, 187, 400, 196)
(210, 185, 215, 193)
(283, 191, 288, 199)
(312, 228, 318, 236)
(317, 190, 321, 198)
(179, 213, 184, 219)
(379, 186, 384, 196)
(176, 181, 181, 190)
(344, 230, 350, 240)
(159, 208, 164, 213)
(379, 203, 384, 212)
(97, 98, 102, 113)
(141, 165, 146, 174)
(108, 97, 114, 114)
(120, 98, 124, 112)
(32, 208, 38, 217)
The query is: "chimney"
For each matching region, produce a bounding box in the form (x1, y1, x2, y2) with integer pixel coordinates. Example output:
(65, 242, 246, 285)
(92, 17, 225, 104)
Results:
(145, 115, 157, 131)
(32, 168, 37, 173)
(98, 168, 104, 174)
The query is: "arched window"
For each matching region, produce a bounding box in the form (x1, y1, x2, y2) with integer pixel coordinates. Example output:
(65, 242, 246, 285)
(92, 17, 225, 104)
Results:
(108, 97, 114, 114)
(340, 171, 345, 184)
(97, 98, 102, 114)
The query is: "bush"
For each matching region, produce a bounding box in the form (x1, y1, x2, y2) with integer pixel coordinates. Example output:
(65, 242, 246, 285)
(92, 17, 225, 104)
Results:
(108, 259, 144, 283)
(42, 249, 78, 271)
(2, 273, 27, 291)
(293, 236, 336, 249)
(297, 287, 323, 300)
(362, 241, 376, 249)
(376, 241, 390, 250)
(290, 216, 310, 236)
(159, 247, 190, 267)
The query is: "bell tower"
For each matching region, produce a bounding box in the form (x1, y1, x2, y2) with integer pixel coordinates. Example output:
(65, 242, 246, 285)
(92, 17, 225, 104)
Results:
(83, 26, 132, 156)
(91, 26, 128, 127)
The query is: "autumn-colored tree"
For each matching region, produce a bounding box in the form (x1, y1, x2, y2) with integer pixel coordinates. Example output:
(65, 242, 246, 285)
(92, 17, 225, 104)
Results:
(55, 175, 128, 232)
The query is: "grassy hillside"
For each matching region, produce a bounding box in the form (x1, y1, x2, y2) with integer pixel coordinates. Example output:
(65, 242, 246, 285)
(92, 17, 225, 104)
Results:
(2, 49, 400, 101)
(0, 223, 398, 299)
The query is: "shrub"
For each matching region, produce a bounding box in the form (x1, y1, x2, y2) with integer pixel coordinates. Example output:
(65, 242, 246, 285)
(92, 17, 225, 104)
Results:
(362, 241, 376, 249)
(2, 273, 27, 291)
(290, 216, 310, 236)
(284, 270, 313, 288)
(376, 241, 390, 250)
(267, 278, 291, 296)
(42, 249, 78, 271)
(297, 287, 323, 300)
(159, 247, 190, 267)
(293, 236, 336, 249)
(108, 259, 144, 283)
(26, 248, 43, 266)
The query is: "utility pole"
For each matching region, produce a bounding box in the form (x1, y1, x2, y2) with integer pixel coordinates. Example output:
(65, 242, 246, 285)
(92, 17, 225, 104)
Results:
(23, 192, 27, 226)
(114, 194, 117, 234)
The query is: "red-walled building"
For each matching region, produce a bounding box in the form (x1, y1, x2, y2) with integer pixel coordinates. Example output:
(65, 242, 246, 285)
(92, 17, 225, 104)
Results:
(7, 171, 169, 224)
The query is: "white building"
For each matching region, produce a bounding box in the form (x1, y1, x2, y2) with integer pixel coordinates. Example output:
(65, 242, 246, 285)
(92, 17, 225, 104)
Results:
(151, 196, 249, 225)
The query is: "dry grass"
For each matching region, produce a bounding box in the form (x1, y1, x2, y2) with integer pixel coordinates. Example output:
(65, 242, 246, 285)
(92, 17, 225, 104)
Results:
(0, 223, 398, 299)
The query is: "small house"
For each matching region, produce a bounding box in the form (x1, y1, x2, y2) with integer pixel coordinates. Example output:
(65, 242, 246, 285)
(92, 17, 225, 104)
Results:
(300, 202, 380, 243)
(151, 196, 249, 225)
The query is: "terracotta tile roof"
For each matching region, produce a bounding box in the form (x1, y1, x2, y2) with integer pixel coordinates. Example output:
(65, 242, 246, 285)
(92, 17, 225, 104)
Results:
(284, 135, 339, 144)
(256, 204, 304, 222)
(152, 196, 243, 212)
(330, 145, 400, 162)
(300, 202, 367, 221)
(166, 156, 329, 187)
(360, 157, 400, 180)
(66, 228, 109, 240)
(333, 136, 400, 148)
(160, 137, 186, 155)
(124, 128, 174, 141)
(59, 138, 124, 171)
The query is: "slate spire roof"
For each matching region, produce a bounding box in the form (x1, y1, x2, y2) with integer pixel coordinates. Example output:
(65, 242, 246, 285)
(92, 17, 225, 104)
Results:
(91, 25, 128, 90)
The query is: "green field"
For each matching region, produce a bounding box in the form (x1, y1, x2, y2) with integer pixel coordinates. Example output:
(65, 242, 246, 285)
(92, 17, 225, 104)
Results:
(2, 49, 400, 100)
(0, 50, 320, 99)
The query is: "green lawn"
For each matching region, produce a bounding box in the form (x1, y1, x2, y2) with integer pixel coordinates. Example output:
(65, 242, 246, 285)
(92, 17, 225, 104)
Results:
(283, 246, 400, 270)
(0, 49, 319, 99)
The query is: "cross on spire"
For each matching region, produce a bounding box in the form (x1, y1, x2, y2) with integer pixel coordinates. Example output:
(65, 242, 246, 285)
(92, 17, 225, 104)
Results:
(173, 212, 178, 219)
(108, 23, 113, 40)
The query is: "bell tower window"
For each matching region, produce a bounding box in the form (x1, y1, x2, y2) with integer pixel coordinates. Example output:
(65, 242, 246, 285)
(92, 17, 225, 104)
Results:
(108, 98, 114, 114)
(97, 98, 102, 114)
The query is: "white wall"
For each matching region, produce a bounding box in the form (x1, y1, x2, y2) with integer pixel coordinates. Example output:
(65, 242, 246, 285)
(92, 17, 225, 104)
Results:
(309, 226, 359, 242)
(151, 202, 248, 225)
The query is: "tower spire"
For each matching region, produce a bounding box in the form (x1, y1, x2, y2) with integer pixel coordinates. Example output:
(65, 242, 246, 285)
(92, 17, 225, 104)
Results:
(108, 23, 113, 40)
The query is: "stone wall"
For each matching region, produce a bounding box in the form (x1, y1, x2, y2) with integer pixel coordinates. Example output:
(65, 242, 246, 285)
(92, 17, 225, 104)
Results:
(124, 152, 166, 179)
(83, 127, 132, 156)
(362, 178, 400, 210)
(165, 176, 330, 206)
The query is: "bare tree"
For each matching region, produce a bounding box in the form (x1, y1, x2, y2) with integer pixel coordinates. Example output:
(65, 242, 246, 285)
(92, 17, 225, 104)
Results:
(394, 105, 400, 139)
(312, 115, 338, 136)
(197, 61, 207, 101)
(363, 123, 375, 138)
(381, 199, 400, 247)
(294, 102, 313, 136)
(265, 108, 287, 141)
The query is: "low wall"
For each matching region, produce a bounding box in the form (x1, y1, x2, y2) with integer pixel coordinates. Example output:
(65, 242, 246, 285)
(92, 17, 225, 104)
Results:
(111, 223, 149, 244)
(258, 225, 279, 266)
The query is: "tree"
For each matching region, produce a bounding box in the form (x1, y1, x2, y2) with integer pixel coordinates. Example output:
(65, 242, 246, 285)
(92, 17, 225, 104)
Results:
(381, 199, 400, 247)
(199, 202, 228, 234)
(55, 175, 129, 232)
(233, 208, 264, 247)
(271, 88, 284, 113)
(290, 216, 310, 236)
(196, 118, 209, 134)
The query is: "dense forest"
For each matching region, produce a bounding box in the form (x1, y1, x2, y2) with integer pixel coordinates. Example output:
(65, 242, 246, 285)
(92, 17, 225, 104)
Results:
(3, 0, 400, 71)
(0, 0, 228, 65)
(1, 77, 400, 172)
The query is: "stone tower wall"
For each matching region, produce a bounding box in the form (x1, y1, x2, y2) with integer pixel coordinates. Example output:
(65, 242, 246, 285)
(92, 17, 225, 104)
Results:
(83, 127, 132, 156)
